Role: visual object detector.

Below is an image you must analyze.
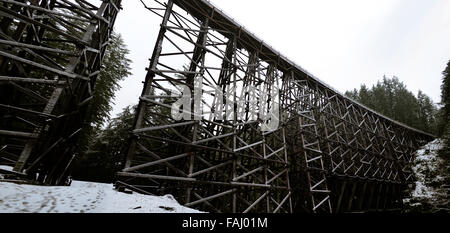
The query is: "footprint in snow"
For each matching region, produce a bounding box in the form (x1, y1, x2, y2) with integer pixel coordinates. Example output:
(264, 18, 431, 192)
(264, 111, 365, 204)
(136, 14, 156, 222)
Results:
(164, 194, 176, 200)
(159, 206, 175, 211)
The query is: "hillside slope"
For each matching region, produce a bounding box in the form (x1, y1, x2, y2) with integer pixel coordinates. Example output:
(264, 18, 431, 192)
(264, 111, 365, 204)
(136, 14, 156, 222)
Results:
(403, 139, 450, 213)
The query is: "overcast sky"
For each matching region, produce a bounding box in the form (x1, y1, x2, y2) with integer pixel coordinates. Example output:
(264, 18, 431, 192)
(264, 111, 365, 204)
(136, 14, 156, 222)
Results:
(111, 0, 450, 117)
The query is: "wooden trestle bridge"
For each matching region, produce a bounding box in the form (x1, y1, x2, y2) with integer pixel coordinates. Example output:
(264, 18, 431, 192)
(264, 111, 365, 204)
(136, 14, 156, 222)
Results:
(0, 0, 434, 213)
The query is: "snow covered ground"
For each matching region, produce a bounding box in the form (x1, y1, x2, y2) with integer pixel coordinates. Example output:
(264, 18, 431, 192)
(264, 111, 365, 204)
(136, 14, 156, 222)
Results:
(410, 139, 445, 199)
(0, 165, 13, 171)
(403, 139, 449, 212)
(0, 165, 13, 179)
(0, 179, 203, 213)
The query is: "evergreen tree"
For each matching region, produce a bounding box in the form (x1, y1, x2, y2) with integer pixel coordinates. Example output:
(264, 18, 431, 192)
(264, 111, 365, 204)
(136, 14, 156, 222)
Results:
(76, 32, 132, 153)
(72, 105, 136, 182)
(70, 32, 132, 182)
(439, 60, 450, 156)
(417, 90, 438, 134)
(359, 84, 373, 109)
(345, 76, 437, 134)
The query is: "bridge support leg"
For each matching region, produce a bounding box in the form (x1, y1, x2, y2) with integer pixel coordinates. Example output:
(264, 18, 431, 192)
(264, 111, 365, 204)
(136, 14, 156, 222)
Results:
(335, 180, 347, 213)
(357, 181, 368, 211)
(346, 182, 358, 212)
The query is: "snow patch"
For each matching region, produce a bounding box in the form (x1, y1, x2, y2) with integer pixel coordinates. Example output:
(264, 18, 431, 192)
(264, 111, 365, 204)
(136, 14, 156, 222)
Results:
(410, 139, 444, 199)
(0, 165, 13, 171)
(412, 181, 433, 198)
(0, 165, 14, 179)
(0, 180, 203, 213)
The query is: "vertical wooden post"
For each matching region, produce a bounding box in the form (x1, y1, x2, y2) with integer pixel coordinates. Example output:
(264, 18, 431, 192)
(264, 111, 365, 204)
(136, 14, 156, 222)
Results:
(346, 182, 358, 212)
(367, 182, 376, 211)
(336, 180, 347, 213)
(357, 181, 368, 211)
(124, 0, 174, 169)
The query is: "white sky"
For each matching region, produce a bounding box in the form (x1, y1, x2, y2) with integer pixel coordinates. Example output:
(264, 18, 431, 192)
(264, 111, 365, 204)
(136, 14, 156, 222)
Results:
(111, 0, 450, 117)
